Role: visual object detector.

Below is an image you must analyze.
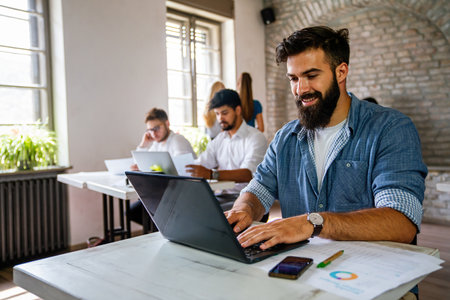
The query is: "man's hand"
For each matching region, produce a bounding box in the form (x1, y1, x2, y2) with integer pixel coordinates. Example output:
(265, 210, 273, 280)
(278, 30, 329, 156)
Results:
(130, 163, 139, 171)
(224, 208, 254, 233)
(236, 215, 313, 250)
(138, 131, 153, 148)
(225, 192, 266, 234)
(185, 164, 211, 179)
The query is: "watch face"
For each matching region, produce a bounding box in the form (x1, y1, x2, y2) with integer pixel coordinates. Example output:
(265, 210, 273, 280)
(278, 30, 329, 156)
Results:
(308, 213, 324, 225)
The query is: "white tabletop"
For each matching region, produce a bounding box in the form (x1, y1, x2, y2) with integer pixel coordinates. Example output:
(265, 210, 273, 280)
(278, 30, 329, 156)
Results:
(436, 182, 450, 193)
(14, 232, 439, 300)
(58, 171, 236, 200)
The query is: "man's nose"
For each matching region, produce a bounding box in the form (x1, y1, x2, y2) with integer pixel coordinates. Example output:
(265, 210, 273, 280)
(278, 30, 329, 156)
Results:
(296, 78, 310, 96)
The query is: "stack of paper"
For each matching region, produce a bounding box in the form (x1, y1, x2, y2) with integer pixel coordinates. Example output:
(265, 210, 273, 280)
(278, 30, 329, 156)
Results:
(254, 238, 443, 299)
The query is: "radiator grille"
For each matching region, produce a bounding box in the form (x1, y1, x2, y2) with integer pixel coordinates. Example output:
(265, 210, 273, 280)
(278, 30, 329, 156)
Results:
(0, 170, 68, 266)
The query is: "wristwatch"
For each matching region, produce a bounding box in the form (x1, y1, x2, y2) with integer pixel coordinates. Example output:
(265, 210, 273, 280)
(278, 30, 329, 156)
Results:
(307, 212, 324, 238)
(211, 169, 220, 180)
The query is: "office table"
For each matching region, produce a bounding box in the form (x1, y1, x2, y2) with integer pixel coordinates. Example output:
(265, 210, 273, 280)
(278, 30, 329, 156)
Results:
(57, 171, 235, 243)
(13, 232, 440, 300)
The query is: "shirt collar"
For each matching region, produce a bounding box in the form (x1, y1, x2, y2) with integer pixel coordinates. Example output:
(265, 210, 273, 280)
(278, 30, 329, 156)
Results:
(346, 92, 360, 136)
(228, 119, 249, 139)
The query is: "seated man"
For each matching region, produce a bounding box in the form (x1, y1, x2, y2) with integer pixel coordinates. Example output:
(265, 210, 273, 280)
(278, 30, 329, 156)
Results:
(130, 108, 195, 224)
(186, 89, 267, 211)
(226, 26, 427, 254)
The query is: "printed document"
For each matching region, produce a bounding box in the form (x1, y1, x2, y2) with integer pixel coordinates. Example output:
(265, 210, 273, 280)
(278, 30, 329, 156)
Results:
(254, 238, 443, 299)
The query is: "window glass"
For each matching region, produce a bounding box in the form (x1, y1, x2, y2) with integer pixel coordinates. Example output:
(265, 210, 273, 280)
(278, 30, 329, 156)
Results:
(166, 11, 221, 129)
(0, 0, 51, 129)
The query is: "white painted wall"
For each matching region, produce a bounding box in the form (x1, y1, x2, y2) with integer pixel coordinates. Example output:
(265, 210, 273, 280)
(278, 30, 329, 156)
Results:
(234, 0, 267, 133)
(49, 0, 266, 246)
(50, 0, 167, 245)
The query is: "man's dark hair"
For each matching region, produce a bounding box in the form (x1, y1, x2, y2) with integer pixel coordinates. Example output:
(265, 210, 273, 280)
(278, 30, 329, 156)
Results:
(145, 108, 168, 123)
(209, 89, 242, 111)
(276, 26, 350, 71)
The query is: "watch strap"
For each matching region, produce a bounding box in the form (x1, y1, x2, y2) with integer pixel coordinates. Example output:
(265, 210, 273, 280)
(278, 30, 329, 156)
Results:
(311, 224, 323, 238)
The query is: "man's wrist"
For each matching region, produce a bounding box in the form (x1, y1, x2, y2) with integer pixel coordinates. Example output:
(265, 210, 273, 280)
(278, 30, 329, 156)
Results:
(307, 212, 324, 238)
(211, 169, 220, 180)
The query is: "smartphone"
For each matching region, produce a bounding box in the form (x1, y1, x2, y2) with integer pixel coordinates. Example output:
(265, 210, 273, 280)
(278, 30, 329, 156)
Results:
(268, 256, 313, 280)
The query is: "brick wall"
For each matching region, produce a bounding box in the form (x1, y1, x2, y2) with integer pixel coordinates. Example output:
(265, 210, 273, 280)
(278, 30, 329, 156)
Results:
(424, 168, 450, 225)
(262, 0, 450, 224)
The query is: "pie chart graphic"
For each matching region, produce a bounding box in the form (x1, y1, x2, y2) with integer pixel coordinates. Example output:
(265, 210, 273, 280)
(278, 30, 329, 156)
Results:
(330, 271, 358, 280)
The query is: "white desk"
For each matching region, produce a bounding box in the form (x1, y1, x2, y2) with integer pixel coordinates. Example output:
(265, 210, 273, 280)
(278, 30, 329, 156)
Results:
(58, 172, 236, 242)
(436, 182, 450, 193)
(13, 232, 440, 300)
(58, 171, 235, 198)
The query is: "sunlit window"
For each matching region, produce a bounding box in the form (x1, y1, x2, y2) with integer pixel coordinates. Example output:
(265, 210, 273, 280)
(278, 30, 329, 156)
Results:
(166, 10, 221, 129)
(0, 0, 51, 130)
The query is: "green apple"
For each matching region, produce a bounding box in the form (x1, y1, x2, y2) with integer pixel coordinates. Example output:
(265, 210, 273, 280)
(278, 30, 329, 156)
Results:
(150, 164, 163, 172)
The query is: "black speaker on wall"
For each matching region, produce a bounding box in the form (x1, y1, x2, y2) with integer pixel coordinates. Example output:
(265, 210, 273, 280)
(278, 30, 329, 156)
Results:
(261, 7, 275, 25)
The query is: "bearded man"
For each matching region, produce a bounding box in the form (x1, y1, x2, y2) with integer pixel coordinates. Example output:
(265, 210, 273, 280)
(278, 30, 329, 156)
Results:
(186, 89, 267, 211)
(226, 26, 427, 251)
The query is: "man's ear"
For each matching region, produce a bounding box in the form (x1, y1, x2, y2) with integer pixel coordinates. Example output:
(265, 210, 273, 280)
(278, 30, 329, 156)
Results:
(235, 105, 242, 116)
(165, 120, 170, 128)
(335, 62, 348, 84)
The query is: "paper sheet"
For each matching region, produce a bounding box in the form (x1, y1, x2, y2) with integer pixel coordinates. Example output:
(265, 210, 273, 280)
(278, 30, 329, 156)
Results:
(172, 153, 195, 176)
(253, 238, 443, 299)
(104, 157, 134, 174)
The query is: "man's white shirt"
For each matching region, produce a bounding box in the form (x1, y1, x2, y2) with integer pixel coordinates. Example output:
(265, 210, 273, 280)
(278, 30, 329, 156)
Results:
(196, 121, 267, 177)
(137, 131, 195, 157)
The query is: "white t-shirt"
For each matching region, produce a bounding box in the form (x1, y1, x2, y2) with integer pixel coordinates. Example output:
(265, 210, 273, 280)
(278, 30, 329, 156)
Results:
(314, 119, 346, 190)
(137, 131, 195, 158)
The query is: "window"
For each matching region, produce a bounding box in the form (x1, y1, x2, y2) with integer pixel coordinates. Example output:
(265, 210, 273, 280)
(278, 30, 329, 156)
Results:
(166, 10, 221, 129)
(0, 0, 51, 130)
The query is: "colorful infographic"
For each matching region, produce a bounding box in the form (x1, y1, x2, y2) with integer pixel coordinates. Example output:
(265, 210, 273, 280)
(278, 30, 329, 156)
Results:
(329, 271, 358, 280)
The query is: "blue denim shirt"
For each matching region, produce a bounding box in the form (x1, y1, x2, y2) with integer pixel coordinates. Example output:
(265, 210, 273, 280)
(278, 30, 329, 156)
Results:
(242, 94, 428, 228)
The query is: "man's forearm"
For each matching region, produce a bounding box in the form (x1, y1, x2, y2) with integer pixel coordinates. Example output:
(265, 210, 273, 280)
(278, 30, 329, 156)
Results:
(320, 207, 417, 243)
(216, 169, 252, 183)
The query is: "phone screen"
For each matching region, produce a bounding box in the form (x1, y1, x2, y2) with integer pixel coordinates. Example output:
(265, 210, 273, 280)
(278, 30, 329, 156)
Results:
(268, 256, 313, 279)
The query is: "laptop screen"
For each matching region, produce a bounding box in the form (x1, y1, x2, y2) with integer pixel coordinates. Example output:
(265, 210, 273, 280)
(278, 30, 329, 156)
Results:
(126, 172, 243, 256)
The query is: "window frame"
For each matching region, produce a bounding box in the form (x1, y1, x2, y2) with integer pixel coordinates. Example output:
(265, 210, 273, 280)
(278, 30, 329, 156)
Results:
(166, 8, 222, 128)
(0, 0, 53, 129)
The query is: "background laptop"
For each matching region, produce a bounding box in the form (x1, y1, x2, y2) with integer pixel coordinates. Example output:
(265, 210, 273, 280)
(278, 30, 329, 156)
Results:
(131, 151, 178, 175)
(125, 171, 308, 263)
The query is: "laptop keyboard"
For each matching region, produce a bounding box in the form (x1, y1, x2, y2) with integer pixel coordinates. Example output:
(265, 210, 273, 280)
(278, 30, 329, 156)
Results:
(243, 241, 284, 257)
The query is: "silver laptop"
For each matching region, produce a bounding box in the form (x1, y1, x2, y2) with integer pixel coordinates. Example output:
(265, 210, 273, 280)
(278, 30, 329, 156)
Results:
(125, 171, 309, 264)
(131, 151, 178, 175)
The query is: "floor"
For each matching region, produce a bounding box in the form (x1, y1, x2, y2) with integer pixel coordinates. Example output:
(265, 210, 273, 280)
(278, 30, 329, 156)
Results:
(1, 204, 449, 300)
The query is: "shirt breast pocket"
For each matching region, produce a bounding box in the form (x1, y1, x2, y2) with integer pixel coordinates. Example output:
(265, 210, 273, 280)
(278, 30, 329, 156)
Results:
(328, 160, 371, 211)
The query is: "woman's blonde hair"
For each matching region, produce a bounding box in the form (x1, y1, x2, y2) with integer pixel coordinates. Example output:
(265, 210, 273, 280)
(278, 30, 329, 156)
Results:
(238, 72, 254, 122)
(204, 81, 225, 128)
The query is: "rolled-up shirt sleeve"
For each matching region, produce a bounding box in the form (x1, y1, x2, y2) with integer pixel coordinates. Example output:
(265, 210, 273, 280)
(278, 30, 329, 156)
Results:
(372, 115, 427, 230)
(241, 130, 282, 213)
(375, 189, 423, 229)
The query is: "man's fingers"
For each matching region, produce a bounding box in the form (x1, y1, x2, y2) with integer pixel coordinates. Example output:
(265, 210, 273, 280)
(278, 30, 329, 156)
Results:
(226, 210, 251, 233)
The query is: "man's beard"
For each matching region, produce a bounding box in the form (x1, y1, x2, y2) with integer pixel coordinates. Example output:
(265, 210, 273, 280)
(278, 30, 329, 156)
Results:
(159, 125, 170, 142)
(295, 75, 340, 130)
(220, 115, 237, 131)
